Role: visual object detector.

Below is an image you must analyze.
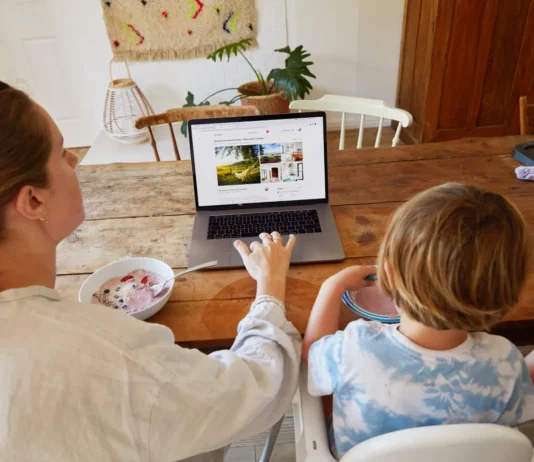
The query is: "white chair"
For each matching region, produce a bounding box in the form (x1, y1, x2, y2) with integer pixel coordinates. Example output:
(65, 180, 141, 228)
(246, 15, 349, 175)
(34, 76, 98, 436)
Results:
(290, 95, 413, 150)
(291, 363, 534, 462)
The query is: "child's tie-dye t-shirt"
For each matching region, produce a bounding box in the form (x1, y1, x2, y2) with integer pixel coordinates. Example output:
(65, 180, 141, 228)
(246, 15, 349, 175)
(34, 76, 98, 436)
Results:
(308, 320, 534, 459)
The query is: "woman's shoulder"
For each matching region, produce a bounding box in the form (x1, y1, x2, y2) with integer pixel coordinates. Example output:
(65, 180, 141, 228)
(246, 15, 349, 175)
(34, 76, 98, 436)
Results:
(56, 298, 195, 379)
(3, 287, 188, 381)
(63, 299, 174, 346)
(21, 288, 179, 360)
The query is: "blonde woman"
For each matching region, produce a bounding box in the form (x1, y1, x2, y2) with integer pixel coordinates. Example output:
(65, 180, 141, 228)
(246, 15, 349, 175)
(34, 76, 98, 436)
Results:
(0, 82, 301, 461)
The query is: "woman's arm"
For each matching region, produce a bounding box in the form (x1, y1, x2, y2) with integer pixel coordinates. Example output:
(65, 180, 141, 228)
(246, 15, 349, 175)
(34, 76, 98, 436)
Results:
(302, 266, 376, 362)
(147, 232, 302, 461)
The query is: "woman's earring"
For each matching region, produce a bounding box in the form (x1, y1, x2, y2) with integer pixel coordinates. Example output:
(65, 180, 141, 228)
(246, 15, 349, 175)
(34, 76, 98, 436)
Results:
(40, 213, 49, 224)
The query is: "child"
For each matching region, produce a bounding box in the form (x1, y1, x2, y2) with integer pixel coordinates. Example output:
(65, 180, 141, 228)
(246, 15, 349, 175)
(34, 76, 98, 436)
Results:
(303, 183, 534, 459)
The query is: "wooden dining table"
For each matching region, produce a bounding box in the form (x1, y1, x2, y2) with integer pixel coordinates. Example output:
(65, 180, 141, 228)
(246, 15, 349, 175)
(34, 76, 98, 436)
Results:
(56, 135, 534, 349)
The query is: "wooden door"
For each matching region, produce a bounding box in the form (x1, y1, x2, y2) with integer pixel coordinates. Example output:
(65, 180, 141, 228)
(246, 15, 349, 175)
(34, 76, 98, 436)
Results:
(396, 0, 440, 144)
(397, 0, 534, 143)
(433, 0, 534, 141)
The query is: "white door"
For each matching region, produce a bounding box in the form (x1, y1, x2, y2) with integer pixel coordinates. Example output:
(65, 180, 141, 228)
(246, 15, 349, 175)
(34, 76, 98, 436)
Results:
(0, 0, 107, 147)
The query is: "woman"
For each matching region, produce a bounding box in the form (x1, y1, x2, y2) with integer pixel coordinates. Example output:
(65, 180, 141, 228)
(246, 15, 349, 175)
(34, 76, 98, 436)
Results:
(0, 82, 301, 461)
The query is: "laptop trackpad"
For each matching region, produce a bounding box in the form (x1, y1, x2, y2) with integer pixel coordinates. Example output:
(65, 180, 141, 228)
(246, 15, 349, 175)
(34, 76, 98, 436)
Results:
(230, 237, 305, 266)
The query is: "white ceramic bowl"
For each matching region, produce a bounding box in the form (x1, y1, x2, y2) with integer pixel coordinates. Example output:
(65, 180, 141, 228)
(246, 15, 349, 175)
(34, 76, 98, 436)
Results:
(79, 257, 174, 321)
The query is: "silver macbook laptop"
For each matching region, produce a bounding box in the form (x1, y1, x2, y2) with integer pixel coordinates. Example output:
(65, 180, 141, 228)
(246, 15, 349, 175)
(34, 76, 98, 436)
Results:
(187, 111, 345, 269)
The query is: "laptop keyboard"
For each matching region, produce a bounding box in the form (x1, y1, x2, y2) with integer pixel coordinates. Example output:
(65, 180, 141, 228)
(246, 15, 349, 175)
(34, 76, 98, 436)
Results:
(207, 210, 322, 240)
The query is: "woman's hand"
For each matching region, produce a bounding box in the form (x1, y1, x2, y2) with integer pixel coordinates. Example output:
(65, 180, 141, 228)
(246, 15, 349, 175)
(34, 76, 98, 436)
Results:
(234, 232, 297, 301)
(326, 265, 377, 292)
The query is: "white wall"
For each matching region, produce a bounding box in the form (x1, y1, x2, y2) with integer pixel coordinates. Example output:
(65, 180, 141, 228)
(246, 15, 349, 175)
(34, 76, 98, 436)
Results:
(57, 0, 405, 145)
(287, 0, 405, 128)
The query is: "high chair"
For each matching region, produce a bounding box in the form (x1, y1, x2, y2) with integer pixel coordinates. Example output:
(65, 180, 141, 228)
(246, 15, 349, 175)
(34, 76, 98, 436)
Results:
(287, 363, 533, 462)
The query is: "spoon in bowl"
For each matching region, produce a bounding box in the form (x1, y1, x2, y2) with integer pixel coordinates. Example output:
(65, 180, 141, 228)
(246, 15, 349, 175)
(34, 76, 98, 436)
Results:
(150, 260, 218, 297)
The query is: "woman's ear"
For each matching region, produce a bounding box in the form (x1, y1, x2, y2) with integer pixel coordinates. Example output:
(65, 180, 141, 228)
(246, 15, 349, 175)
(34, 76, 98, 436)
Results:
(14, 185, 50, 222)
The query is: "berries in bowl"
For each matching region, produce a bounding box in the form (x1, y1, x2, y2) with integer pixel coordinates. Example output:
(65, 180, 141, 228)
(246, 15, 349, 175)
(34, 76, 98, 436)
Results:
(79, 258, 174, 321)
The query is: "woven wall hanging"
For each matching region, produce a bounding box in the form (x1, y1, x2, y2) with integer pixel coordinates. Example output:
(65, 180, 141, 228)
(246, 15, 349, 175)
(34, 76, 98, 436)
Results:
(101, 0, 258, 61)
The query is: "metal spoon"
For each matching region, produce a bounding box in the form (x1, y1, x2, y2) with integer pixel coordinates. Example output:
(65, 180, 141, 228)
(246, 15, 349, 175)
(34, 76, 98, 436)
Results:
(150, 260, 218, 297)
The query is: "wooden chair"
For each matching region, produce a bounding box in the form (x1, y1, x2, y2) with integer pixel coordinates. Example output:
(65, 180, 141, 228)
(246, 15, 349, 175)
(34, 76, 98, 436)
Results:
(519, 96, 534, 135)
(290, 95, 413, 149)
(135, 105, 260, 161)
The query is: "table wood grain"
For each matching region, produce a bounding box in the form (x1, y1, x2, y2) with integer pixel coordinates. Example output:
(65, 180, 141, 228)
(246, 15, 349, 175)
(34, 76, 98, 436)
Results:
(57, 136, 534, 348)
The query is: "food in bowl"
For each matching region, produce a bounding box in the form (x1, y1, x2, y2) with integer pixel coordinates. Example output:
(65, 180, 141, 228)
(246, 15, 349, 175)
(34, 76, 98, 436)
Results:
(91, 269, 166, 314)
(342, 285, 400, 323)
(347, 286, 398, 318)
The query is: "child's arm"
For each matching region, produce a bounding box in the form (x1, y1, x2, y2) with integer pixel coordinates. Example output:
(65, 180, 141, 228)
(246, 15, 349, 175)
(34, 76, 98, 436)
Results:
(526, 350, 534, 385)
(302, 265, 376, 362)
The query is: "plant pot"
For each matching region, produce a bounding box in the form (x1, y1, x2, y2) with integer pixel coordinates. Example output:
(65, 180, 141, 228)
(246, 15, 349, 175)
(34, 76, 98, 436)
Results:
(238, 81, 290, 115)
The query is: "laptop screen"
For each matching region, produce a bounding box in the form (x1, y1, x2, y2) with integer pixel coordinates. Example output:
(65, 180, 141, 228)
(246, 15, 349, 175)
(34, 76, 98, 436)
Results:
(189, 113, 327, 210)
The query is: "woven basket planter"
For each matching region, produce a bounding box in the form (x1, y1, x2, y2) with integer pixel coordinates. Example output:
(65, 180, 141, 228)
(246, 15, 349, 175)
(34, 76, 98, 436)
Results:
(238, 81, 290, 115)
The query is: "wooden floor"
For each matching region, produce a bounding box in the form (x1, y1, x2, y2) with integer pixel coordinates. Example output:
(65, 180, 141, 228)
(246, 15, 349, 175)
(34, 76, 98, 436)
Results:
(229, 408, 296, 462)
(69, 127, 401, 163)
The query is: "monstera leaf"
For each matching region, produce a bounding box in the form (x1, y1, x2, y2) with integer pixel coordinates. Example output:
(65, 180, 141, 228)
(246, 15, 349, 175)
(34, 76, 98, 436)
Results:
(181, 91, 210, 137)
(207, 38, 268, 94)
(267, 46, 316, 101)
(207, 38, 253, 62)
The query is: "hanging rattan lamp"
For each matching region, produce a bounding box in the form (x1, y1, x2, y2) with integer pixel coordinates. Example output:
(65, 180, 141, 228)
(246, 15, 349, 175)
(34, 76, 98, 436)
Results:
(103, 59, 154, 144)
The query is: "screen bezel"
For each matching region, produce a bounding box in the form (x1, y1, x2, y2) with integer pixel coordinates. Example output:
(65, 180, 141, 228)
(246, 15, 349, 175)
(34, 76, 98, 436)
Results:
(188, 111, 329, 212)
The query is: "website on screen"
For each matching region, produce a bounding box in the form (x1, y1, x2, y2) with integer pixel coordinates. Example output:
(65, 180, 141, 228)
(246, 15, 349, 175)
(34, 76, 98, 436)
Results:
(190, 117, 326, 207)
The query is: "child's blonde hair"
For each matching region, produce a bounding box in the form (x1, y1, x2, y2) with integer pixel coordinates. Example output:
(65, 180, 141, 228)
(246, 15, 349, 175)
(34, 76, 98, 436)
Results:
(377, 183, 530, 331)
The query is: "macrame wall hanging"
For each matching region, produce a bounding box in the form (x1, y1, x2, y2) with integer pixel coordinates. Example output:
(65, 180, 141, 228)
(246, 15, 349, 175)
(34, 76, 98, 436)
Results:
(100, 0, 258, 61)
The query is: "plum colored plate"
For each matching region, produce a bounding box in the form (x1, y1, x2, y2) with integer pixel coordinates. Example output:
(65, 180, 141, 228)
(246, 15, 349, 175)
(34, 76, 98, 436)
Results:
(342, 285, 400, 324)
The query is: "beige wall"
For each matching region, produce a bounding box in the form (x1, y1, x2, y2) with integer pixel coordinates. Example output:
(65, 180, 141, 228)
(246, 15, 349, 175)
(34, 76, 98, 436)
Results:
(23, 0, 405, 143)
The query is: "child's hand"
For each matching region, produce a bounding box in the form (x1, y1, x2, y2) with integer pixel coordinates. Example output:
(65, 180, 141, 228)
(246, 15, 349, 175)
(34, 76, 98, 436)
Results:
(327, 265, 377, 292)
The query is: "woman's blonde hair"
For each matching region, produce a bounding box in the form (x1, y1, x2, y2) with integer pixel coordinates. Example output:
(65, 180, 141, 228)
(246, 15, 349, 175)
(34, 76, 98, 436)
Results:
(377, 183, 529, 331)
(0, 82, 51, 237)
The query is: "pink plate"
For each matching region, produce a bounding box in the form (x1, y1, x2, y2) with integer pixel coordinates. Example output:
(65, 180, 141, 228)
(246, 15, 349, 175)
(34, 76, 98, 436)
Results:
(347, 285, 399, 318)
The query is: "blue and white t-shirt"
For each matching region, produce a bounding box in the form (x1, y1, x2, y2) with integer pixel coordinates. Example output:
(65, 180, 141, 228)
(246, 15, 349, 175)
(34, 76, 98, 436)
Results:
(308, 320, 534, 459)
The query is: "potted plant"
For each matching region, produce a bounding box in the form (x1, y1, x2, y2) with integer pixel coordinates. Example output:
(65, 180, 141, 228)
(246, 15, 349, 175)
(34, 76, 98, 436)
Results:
(181, 39, 315, 136)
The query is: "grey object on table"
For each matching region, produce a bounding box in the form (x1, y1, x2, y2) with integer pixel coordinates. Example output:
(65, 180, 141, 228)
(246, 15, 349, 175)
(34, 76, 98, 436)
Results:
(513, 142, 534, 167)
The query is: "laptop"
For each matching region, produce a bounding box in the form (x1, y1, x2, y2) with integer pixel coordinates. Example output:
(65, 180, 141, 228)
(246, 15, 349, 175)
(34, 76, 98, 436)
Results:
(187, 111, 345, 269)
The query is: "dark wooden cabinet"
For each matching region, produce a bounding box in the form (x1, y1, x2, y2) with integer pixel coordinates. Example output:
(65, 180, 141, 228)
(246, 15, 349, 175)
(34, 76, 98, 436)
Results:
(396, 0, 534, 144)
